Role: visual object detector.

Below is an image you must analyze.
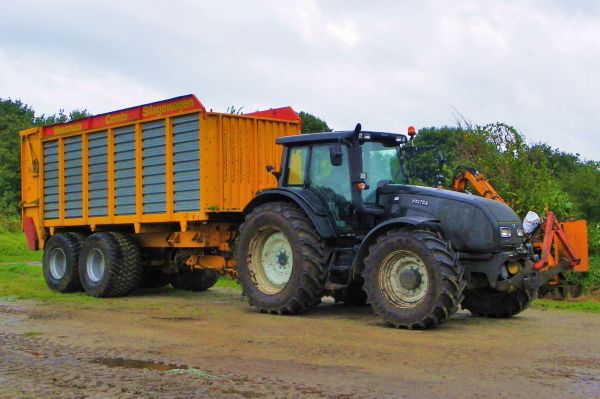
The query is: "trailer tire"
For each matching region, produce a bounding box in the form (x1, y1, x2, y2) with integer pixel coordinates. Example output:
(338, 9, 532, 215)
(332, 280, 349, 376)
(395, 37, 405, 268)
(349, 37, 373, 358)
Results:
(42, 233, 84, 293)
(140, 269, 173, 289)
(79, 232, 142, 297)
(236, 202, 329, 315)
(362, 229, 465, 329)
(172, 269, 219, 291)
(461, 287, 536, 318)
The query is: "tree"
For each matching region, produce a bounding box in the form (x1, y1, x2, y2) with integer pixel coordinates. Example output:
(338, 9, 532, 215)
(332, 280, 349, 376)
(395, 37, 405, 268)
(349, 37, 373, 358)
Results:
(299, 111, 331, 134)
(412, 123, 581, 219)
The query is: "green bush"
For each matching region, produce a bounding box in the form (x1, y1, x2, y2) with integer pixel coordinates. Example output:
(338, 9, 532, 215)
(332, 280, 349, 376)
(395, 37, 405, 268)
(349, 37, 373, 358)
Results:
(0, 216, 21, 234)
(564, 256, 600, 291)
(588, 224, 600, 256)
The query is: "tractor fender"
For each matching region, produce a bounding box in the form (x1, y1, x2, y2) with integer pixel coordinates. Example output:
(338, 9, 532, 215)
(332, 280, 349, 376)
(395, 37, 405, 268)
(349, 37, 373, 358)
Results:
(351, 216, 441, 278)
(243, 188, 336, 239)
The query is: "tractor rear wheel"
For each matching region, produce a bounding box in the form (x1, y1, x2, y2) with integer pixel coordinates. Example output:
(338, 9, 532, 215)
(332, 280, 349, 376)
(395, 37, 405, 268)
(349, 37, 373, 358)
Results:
(461, 287, 536, 318)
(42, 233, 84, 293)
(236, 202, 329, 314)
(362, 229, 465, 329)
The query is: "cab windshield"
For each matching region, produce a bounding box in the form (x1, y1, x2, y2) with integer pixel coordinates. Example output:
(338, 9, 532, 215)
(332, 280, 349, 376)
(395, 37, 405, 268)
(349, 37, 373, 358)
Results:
(361, 141, 407, 204)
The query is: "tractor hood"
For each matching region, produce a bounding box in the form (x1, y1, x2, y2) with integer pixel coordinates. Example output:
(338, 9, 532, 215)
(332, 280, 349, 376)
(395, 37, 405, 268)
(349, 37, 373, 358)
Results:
(377, 185, 524, 252)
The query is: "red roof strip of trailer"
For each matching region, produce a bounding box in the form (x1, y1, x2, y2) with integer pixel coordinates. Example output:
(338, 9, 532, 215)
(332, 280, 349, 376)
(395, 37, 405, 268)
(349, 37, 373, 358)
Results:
(42, 94, 206, 137)
(245, 107, 302, 124)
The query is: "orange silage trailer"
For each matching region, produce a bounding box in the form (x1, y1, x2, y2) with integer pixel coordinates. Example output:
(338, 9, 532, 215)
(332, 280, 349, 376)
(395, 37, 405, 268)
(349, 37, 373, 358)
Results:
(20, 95, 300, 295)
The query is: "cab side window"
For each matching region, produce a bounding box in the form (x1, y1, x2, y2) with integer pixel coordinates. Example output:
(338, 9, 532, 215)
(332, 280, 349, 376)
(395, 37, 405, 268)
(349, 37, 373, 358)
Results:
(284, 147, 308, 186)
(309, 145, 353, 230)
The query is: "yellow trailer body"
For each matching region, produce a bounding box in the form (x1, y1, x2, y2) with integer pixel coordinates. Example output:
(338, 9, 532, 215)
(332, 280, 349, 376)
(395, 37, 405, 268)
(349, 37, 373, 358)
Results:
(20, 95, 300, 253)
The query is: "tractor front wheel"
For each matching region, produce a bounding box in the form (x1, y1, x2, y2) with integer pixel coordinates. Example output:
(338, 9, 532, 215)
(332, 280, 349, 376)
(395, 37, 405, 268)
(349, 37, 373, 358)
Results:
(362, 229, 465, 329)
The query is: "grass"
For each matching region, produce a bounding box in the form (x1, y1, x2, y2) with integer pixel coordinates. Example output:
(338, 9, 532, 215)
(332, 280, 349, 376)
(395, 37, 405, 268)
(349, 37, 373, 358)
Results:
(0, 264, 97, 303)
(0, 263, 240, 306)
(0, 231, 42, 263)
(531, 299, 600, 314)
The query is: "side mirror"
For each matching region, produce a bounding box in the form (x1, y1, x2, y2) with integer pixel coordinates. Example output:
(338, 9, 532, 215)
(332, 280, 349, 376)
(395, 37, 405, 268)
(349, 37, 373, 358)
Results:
(330, 143, 343, 166)
(265, 165, 281, 180)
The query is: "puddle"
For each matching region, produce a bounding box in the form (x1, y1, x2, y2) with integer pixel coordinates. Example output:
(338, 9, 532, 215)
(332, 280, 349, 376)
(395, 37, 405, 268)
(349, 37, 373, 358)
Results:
(92, 357, 185, 371)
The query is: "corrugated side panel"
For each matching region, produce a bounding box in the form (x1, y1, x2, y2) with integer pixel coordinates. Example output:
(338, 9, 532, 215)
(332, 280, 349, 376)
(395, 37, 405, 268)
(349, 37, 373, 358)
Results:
(172, 113, 200, 212)
(43, 141, 59, 219)
(64, 136, 82, 218)
(113, 125, 136, 215)
(222, 117, 254, 210)
(142, 120, 166, 214)
(88, 131, 108, 217)
(220, 117, 290, 211)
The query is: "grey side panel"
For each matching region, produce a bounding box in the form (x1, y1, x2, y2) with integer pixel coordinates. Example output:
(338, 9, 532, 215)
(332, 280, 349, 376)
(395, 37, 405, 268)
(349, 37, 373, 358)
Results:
(114, 125, 136, 215)
(172, 113, 200, 212)
(142, 120, 166, 214)
(88, 132, 108, 217)
(43, 141, 59, 219)
(64, 136, 82, 218)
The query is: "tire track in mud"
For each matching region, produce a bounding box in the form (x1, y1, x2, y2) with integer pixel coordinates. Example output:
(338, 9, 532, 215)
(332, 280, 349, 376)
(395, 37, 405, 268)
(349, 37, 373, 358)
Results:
(0, 332, 363, 399)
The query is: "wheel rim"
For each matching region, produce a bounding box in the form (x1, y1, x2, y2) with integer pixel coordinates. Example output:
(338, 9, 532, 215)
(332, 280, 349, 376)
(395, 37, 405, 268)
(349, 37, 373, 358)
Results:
(248, 227, 293, 295)
(86, 248, 106, 283)
(379, 250, 429, 308)
(49, 247, 67, 280)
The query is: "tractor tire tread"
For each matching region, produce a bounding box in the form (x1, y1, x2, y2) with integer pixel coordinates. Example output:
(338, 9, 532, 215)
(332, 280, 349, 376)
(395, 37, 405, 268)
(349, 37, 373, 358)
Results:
(362, 228, 466, 330)
(236, 202, 329, 315)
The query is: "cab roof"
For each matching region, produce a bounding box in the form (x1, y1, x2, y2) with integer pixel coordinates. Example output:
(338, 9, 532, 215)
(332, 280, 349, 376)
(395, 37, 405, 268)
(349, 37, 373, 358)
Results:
(276, 131, 408, 146)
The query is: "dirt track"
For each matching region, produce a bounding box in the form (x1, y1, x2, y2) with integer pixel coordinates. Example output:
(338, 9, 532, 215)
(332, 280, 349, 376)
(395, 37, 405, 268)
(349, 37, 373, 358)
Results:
(1, 286, 599, 398)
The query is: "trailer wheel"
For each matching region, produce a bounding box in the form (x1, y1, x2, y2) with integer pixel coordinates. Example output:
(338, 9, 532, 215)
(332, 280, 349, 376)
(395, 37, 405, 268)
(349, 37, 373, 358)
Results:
(42, 233, 84, 293)
(172, 269, 219, 291)
(79, 232, 142, 297)
(140, 269, 173, 289)
(236, 202, 329, 314)
(461, 287, 536, 318)
(362, 229, 465, 329)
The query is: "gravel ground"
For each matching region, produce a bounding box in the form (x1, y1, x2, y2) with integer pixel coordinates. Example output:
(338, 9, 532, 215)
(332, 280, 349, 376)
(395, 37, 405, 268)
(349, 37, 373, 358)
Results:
(0, 287, 599, 398)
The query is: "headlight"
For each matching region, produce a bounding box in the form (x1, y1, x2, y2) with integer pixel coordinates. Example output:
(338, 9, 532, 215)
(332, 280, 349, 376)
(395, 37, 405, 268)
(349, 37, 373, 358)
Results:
(499, 227, 512, 238)
(516, 227, 525, 237)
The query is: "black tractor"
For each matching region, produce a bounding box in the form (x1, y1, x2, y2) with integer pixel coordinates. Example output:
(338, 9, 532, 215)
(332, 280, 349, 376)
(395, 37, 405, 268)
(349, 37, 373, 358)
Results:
(236, 124, 540, 329)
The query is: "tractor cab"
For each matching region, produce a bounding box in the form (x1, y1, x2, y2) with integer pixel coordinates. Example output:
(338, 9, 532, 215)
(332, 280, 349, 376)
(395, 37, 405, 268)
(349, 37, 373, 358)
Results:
(275, 125, 410, 233)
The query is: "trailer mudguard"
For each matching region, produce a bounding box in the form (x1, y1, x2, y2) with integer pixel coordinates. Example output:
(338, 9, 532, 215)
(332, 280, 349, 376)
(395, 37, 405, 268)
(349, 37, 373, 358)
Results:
(243, 188, 336, 239)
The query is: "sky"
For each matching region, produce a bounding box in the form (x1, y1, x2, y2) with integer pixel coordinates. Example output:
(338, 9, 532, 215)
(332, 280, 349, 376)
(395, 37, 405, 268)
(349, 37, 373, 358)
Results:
(1, 0, 599, 160)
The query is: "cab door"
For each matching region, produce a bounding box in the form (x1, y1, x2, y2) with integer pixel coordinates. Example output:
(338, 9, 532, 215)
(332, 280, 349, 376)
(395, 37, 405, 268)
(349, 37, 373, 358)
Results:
(307, 144, 354, 231)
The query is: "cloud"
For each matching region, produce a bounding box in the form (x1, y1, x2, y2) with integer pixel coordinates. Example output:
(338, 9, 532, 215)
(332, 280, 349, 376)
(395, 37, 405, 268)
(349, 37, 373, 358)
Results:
(0, 0, 598, 160)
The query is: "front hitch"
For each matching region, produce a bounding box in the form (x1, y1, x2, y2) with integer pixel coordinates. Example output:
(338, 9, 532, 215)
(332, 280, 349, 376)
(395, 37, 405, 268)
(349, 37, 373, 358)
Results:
(495, 258, 571, 293)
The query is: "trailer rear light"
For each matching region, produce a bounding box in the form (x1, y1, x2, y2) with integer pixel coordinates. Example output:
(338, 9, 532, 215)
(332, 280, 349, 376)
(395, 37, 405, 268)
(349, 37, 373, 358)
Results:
(499, 227, 512, 238)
